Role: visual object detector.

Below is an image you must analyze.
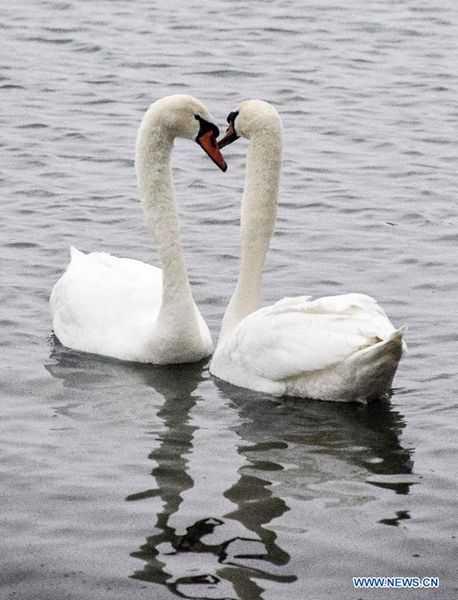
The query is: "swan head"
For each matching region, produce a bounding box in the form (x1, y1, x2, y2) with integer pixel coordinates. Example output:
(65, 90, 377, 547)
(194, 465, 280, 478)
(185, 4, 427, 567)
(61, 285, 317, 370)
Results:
(218, 99, 282, 148)
(143, 95, 227, 171)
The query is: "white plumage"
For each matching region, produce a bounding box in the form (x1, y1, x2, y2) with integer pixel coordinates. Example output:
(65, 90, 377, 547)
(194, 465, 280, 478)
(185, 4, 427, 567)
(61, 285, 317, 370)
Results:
(50, 247, 210, 363)
(50, 95, 226, 364)
(210, 100, 405, 401)
(211, 292, 405, 401)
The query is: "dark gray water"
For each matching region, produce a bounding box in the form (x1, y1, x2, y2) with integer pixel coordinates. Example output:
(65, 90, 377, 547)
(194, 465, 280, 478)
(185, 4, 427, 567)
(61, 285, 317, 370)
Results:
(1, 1, 457, 598)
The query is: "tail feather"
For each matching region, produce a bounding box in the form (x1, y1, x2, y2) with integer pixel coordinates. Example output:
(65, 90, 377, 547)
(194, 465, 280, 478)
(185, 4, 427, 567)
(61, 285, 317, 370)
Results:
(358, 327, 406, 362)
(345, 327, 406, 400)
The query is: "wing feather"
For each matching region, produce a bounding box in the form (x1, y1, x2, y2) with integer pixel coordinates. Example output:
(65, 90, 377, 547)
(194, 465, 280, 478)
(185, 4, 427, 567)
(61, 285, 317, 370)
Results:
(227, 294, 397, 381)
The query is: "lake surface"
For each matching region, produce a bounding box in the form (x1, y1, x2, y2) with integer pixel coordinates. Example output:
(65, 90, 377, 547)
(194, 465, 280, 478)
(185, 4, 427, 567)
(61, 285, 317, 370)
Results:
(1, 1, 457, 598)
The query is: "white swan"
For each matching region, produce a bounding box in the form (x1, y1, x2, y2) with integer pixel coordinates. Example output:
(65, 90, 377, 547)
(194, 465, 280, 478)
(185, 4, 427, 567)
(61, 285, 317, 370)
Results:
(51, 95, 227, 364)
(210, 99, 406, 402)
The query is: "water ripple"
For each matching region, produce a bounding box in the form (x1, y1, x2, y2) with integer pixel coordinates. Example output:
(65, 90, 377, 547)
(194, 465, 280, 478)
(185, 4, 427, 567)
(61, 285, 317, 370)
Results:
(1, 0, 457, 598)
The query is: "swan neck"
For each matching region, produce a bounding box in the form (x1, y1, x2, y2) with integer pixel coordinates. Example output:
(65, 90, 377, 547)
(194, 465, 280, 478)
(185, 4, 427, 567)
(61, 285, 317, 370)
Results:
(135, 118, 197, 330)
(221, 128, 282, 339)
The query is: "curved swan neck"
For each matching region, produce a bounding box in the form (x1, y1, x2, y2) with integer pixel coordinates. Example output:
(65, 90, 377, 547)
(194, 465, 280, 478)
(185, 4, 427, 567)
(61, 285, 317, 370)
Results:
(220, 126, 282, 339)
(135, 108, 197, 332)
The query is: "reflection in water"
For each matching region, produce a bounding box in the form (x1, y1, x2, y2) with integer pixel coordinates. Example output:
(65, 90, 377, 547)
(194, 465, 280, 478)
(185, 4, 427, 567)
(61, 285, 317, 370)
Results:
(46, 335, 202, 395)
(46, 339, 414, 599)
(129, 380, 413, 599)
(216, 380, 415, 498)
(378, 510, 410, 527)
(130, 372, 295, 599)
(46, 338, 296, 598)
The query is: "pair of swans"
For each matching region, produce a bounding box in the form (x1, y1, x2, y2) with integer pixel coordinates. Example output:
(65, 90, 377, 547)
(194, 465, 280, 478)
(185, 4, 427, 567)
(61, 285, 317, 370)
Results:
(51, 95, 405, 402)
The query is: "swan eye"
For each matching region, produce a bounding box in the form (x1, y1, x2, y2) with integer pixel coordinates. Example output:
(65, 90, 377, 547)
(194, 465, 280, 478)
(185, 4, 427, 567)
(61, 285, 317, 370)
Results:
(195, 115, 220, 139)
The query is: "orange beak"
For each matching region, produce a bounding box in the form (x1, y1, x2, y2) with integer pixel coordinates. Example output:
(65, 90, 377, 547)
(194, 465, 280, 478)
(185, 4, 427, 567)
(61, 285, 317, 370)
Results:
(197, 130, 227, 172)
(217, 122, 239, 149)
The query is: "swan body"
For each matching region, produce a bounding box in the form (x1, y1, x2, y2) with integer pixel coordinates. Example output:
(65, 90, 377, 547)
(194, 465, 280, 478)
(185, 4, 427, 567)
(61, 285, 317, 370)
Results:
(51, 246, 212, 363)
(51, 95, 226, 364)
(211, 292, 405, 402)
(210, 100, 405, 401)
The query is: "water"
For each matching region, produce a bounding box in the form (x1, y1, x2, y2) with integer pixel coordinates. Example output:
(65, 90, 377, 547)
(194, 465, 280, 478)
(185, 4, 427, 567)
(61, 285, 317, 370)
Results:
(1, 0, 457, 598)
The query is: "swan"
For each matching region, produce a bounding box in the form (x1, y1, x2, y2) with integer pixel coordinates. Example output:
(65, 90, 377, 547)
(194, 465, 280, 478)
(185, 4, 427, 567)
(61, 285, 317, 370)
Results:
(50, 95, 227, 364)
(210, 99, 406, 402)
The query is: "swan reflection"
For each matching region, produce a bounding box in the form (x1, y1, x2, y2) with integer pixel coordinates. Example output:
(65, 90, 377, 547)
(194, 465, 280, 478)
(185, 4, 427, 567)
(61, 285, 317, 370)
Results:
(217, 381, 415, 498)
(46, 341, 414, 599)
(130, 375, 295, 599)
(129, 377, 413, 599)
